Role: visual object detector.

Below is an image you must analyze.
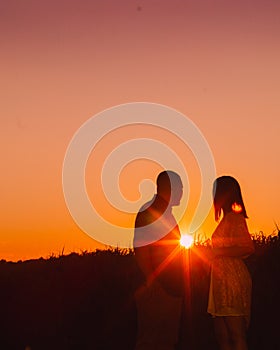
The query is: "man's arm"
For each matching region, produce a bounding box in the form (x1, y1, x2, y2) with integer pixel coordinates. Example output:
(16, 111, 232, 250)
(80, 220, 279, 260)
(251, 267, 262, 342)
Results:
(134, 207, 156, 285)
(213, 244, 254, 258)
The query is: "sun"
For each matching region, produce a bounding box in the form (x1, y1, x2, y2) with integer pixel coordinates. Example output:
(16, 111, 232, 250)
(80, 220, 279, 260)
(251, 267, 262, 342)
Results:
(180, 234, 194, 249)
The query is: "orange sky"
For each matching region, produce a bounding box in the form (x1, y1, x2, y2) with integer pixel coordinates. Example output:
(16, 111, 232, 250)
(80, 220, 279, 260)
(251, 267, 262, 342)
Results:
(1, 0, 280, 261)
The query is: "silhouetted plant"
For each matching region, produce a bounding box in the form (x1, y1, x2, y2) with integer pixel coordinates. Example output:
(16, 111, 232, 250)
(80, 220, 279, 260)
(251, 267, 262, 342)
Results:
(0, 233, 279, 349)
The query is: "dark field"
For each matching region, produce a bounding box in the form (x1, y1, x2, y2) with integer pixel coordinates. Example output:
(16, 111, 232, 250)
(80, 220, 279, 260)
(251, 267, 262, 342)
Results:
(0, 235, 279, 350)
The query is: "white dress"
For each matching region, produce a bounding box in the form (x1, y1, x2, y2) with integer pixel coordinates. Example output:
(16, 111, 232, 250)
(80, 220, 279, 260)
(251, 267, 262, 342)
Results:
(207, 212, 254, 326)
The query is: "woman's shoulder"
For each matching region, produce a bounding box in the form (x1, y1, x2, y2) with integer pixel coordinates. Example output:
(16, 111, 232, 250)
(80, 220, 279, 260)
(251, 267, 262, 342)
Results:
(224, 211, 250, 237)
(213, 212, 247, 238)
(223, 211, 248, 233)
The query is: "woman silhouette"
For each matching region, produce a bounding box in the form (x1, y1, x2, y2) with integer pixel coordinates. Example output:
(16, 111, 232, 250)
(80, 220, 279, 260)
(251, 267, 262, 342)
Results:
(207, 176, 255, 350)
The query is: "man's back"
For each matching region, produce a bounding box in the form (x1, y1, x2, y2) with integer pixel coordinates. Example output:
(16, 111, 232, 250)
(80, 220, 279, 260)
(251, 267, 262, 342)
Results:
(133, 171, 185, 350)
(134, 194, 184, 297)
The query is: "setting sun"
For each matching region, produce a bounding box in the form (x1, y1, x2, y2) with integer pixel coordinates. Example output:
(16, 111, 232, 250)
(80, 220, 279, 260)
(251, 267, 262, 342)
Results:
(180, 234, 194, 249)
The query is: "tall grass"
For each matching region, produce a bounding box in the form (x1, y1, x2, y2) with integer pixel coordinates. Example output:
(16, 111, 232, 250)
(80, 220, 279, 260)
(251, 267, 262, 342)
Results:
(0, 233, 279, 349)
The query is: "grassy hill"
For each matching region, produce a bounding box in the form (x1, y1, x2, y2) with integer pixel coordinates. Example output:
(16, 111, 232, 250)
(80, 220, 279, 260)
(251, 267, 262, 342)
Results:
(0, 235, 279, 350)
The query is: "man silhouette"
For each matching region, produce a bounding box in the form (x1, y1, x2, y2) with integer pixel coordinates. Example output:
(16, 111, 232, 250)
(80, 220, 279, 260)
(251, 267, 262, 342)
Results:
(133, 170, 184, 350)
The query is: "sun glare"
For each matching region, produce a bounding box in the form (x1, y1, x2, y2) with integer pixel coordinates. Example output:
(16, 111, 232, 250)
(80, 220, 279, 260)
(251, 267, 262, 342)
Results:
(180, 234, 194, 249)
(232, 202, 242, 213)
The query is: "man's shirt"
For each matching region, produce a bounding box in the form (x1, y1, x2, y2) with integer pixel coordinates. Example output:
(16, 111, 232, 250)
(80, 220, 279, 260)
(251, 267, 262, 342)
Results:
(134, 195, 184, 297)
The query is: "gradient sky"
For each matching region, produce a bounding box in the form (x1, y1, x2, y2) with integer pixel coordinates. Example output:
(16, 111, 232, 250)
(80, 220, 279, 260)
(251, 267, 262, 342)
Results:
(1, 0, 280, 261)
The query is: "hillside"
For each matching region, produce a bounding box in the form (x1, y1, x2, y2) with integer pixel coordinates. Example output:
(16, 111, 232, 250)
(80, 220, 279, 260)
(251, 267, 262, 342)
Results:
(0, 236, 279, 350)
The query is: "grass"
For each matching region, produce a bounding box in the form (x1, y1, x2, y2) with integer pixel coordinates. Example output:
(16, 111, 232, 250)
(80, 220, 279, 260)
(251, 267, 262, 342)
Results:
(0, 233, 279, 349)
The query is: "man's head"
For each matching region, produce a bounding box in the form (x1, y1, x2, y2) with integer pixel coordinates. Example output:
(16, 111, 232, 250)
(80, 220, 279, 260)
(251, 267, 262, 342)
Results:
(156, 170, 183, 206)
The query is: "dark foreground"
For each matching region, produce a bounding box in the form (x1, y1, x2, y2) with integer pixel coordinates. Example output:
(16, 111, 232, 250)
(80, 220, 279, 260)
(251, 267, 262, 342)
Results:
(0, 235, 279, 350)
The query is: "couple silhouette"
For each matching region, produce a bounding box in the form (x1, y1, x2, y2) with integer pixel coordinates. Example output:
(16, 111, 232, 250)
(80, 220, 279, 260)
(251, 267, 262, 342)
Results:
(133, 171, 254, 350)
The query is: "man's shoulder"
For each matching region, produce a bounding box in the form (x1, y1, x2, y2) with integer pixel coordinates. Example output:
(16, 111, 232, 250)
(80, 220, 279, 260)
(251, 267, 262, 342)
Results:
(135, 197, 155, 225)
(138, 197, 155, 213)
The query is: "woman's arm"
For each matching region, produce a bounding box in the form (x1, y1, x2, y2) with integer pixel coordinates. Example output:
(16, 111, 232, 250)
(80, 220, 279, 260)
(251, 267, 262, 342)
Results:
(213, 243, 254, 258)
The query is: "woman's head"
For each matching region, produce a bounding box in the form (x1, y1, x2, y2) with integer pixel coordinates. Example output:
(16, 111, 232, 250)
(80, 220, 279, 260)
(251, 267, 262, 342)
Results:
(213, 175, 248, 221)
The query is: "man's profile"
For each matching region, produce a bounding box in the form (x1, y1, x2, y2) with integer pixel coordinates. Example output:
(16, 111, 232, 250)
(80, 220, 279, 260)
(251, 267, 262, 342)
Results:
(133, 170, 184, 350)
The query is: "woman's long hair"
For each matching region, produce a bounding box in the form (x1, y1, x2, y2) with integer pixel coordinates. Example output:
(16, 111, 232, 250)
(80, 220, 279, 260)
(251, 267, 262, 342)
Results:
(213, 175, 248, 221)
